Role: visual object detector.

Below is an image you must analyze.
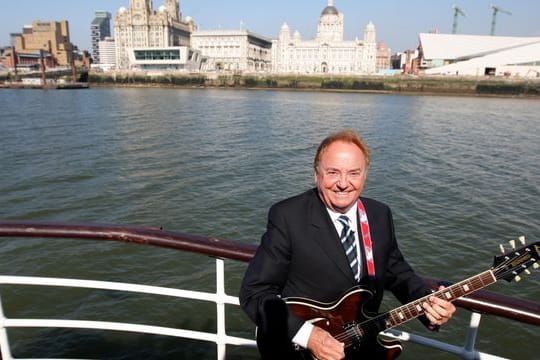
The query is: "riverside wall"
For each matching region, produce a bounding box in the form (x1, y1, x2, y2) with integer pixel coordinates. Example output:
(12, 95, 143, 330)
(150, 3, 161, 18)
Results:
(4, 70, 540, 97)
(89, 72, 540, 97)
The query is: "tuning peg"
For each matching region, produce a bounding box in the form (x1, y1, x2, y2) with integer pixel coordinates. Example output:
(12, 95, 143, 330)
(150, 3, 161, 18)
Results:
(518, 236, 526, 245)
(533, 263, 539, 270)
(514, 275, 522, 282)
(509, 239, 516, 249)
(499, 244, 505, 254)
(524, 269, 531, 275)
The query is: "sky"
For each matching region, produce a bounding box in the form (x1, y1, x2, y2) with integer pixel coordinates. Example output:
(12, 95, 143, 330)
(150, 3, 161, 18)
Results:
(1, 0, 539, 53)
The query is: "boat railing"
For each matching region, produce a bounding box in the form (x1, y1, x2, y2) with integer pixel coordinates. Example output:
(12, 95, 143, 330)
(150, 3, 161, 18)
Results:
(0, 221, 538, 360)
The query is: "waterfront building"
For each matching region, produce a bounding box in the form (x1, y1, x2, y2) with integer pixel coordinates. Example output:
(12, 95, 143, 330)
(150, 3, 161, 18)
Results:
(376, 41, 391, 71)
(398, 49, 420, 75)
(128, 46, 202, 71)
(73, 49, 92, 70)
(190, 30, 272, 72)
(0, 47, 55, 70)
(90, 11, 112, 64)
(0, 48, 6, 70)
(271, 0, 377, 74)
(10, 20, 73, 67)
(97, 37, 116, 71)
(114, 0, 196, 69)
(419, 33, 540, 78)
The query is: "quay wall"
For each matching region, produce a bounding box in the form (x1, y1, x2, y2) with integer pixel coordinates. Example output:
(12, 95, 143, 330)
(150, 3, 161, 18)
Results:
(3, 70, 540, 97)
(88, 72, 540, 97)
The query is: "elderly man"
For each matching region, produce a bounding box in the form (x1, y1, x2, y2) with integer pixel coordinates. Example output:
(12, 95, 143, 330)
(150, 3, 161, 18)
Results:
(240, 129, 455, 360)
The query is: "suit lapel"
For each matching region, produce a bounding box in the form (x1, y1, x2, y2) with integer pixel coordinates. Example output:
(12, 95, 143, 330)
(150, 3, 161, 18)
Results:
(307, 190, 356, 281)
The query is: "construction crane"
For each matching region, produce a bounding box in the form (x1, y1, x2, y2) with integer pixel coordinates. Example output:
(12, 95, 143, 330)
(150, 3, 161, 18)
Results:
(452, 5, 466, 34)
(490, 4, 511, 36)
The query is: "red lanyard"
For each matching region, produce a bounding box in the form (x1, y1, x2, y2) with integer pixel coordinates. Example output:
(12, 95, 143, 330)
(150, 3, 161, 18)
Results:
(357, 199, 376, 277)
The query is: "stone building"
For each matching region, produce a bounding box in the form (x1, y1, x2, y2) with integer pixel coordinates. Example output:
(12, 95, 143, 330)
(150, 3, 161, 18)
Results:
(271, 0, 377, 74)
(114, 0, 195, 69)
(10, 20, 73, 67)
(190, 30, 272, 72)
(376, 41, 391, 71)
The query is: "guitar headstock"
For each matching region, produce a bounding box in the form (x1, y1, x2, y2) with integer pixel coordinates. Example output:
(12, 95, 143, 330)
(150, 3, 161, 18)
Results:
(493, 236, 540, 282)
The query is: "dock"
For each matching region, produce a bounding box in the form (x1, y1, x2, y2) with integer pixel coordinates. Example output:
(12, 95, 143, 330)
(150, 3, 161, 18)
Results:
(0, 81, 89, 90)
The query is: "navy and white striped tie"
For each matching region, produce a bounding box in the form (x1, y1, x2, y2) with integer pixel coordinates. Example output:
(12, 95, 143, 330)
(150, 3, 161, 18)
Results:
(338, 215, 359, 282)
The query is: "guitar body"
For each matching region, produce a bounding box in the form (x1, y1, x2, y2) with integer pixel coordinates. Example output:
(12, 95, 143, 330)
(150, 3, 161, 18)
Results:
(285, 287, 402, 360)
(255, 240, 538, 360)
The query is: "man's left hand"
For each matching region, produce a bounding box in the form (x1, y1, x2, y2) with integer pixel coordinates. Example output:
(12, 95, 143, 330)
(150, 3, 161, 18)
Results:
(422, 286, 456, 326)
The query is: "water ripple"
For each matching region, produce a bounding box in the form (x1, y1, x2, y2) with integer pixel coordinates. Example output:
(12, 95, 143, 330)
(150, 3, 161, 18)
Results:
(0, 89, 538, 358)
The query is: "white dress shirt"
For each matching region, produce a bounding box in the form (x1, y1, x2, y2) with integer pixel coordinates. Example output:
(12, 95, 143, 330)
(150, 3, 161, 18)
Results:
(292, 205, 361, 348)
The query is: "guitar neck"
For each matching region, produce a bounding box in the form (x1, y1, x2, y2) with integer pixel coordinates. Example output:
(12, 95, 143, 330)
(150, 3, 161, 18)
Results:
(384, 270, 497, 329)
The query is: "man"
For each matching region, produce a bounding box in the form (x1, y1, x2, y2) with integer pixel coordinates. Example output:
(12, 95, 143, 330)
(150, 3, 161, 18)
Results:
(240, 129, 455, 359)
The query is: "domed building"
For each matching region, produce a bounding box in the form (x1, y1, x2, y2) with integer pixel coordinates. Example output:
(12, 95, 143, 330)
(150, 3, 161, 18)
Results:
(271, 0, 377, 74)
(114, 0, 196, 69)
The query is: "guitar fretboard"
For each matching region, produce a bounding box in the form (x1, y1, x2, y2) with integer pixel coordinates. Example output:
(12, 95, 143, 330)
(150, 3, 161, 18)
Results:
(331, 240, 538, 350)
(385, 270, 496, 328)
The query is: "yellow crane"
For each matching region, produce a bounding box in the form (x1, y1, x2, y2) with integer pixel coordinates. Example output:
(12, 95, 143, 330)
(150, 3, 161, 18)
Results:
(452, 5, 466, 34)
(490, 4, 511, 36)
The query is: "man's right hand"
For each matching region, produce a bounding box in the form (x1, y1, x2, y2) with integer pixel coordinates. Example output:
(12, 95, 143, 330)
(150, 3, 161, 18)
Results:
(307, 326, 345, 360)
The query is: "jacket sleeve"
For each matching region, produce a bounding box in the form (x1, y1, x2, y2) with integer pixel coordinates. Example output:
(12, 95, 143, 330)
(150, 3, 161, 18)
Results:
(239, 203, 305, 340)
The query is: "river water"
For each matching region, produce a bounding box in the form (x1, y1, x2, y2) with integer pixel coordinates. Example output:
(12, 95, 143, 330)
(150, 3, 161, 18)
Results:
(0, 88, 538, 359)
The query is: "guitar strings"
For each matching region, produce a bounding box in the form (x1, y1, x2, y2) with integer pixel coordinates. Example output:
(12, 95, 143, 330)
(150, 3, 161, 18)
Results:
(330, 274, 494, 347)
(296, 244, 534, 351)
(330, 245, 532, 347)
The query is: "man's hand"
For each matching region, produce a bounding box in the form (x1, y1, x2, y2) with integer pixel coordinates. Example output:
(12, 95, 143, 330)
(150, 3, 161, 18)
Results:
(422, 286, 456, 326)
(307, 326, 345, 360)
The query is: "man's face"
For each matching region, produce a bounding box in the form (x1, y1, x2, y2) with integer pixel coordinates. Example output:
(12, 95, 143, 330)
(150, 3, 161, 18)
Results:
(314, 141, 368, 213)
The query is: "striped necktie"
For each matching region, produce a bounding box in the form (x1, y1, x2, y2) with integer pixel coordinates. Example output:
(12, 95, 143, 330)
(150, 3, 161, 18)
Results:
(338, 215, 359, 282)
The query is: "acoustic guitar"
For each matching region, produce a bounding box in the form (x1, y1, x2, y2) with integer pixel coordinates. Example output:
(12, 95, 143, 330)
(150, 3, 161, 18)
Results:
(283, 238, 539, 359)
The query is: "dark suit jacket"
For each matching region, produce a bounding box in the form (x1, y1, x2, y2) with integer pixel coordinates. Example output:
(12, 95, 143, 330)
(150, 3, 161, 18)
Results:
(240, 188, 430, 343)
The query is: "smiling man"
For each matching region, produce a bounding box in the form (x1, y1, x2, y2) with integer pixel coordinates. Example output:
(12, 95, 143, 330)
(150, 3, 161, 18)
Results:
(240, 129, 455, 360)
(313, 132, 369, 214)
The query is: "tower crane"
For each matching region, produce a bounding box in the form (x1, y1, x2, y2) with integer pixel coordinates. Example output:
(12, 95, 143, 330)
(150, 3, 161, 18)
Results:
(490, 4, 511, 36)
(452, 5, 466, 34)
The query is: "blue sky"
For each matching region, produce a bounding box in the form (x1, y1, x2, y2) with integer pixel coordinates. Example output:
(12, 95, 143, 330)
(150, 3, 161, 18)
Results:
(1, 0, 539, 53)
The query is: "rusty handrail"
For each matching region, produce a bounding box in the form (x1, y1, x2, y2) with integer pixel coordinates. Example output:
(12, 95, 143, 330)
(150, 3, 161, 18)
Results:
(0, 220, 257, 262)
(0, 221, 538, 326)
(423, 277, 539, 326)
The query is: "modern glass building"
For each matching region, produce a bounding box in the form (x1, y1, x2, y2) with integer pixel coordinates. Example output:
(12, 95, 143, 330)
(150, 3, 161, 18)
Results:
(128, 47, 203, 71)
(90, 11, 111, 64)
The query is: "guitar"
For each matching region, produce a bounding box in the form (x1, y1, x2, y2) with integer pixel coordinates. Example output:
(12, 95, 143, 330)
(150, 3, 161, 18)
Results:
(284, 238, 539, 359)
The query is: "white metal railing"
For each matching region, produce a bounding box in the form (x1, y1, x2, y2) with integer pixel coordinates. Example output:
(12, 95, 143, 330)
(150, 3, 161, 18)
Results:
(0, 258, 257, 360)
(0, 221, 536, 359)
(381, 312, 508, 360)
(0, 260, 514, 360)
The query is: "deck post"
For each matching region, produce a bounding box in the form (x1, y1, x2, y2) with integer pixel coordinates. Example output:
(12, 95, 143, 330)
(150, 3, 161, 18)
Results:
(0, 296, 13, 360)
(216, 258, 227, 360)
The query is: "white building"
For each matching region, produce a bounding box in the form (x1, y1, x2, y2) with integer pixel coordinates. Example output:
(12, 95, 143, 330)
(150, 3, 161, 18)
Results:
(419, 33, 540, 78)
(114, 0, 196, 69)
(96, 37, 116, 71)
(128, 46, 202, 71)
(271, 0, 377, 74)
(191, 30, 272, 72)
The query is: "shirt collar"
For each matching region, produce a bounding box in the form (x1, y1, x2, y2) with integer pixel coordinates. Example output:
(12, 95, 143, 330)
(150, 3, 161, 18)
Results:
(326, 203, 358, 226)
